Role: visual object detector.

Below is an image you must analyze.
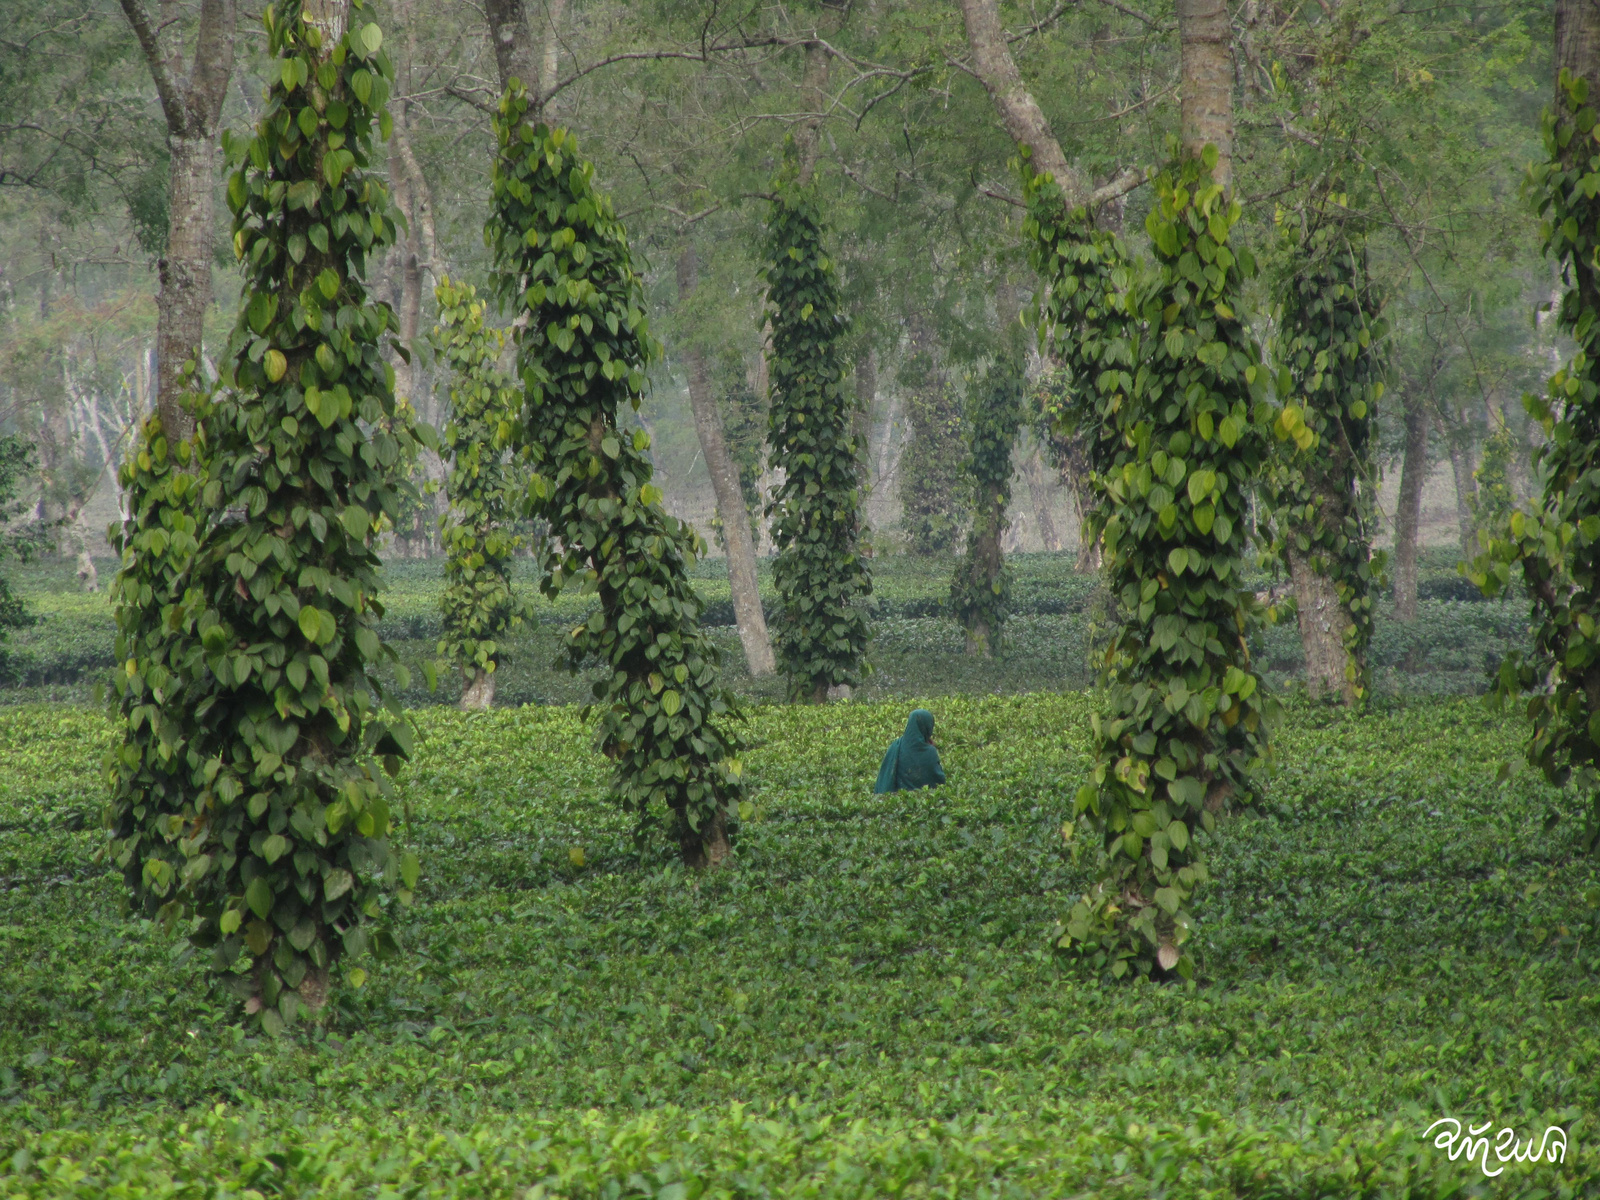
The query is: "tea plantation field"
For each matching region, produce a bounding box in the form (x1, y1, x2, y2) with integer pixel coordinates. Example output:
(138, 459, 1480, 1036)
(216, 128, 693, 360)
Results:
(2, 693, 1599, 1196)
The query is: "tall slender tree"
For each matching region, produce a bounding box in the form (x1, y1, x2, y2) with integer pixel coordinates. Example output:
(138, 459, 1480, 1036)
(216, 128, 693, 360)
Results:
(116, 0, 238, 439)
(487, 89, 746, 865)
(108, 0, 425, 1030)
(677, 243, 775, 677)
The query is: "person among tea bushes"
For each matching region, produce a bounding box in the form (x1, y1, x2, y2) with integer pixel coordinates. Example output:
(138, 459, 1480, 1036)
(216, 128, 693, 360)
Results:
(873, 708, 946, 793)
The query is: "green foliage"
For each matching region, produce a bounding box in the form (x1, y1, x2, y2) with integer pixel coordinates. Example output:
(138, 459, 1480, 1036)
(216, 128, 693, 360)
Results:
(432, 276, 528, 687)
(760, 171, 872, 701)
(1472, 68, 1600, 855)
(949, 361, 1022, 655)
(1473, 418, 1516, 537)
(486, 91, 745, 864)
(1023, 172, 1137, 540)
(7, 1102, 1595, 1198)
(1055, 153, 1276, 981)
(6, 697, 1600, 1198)
(1263, 215, 1389, 701)
(105, 0, 424, 1033)
(0, 435, 45, 635)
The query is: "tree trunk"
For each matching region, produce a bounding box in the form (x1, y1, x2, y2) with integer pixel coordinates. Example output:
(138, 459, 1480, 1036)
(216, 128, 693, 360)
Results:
(1440, 417, 1477, 557)
(460, 666, 495, 710)
(1056, 432, 1101, 570)
(957, 0, 1082, 200)
(1022, 446, 1061, 552)
(854, 348, 876, 466)
(1289, 549, 1355, 703)
(795, 24, 833, 186)
(677, 245, 776, 676)
(1393, 394, 1428, 621)
(1178, 0, 1235, 192)
(484, 0, 543, 102)
(118, 0, 238, 441)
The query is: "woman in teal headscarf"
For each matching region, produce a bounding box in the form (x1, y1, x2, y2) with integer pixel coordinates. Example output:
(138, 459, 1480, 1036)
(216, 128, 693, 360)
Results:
(873, 708, 946, 793)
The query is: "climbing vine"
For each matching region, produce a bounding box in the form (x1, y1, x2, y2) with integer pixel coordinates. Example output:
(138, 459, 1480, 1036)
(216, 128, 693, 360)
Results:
(1262, 214, 1388, 703)
(105, 0, 423, 1032)
(1044, 151, 1275, 980)
(487, 90, 746, 866)
(1022, 157, 1137, 551)
(1471, 68, 1600, 854)
(432, 275, 528, 708)
(949, 359, 1022, 656)
(760, 169, 872, 702)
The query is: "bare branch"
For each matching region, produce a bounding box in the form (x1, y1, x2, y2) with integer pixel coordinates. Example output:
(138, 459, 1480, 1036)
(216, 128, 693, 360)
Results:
(117, 0, 183, 132)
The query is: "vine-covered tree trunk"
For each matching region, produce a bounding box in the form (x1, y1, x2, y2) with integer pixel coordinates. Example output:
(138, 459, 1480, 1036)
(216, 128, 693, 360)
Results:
(1268, 221, 1387, 706)
(677, 245, 775, 677)
(952, 364, 1022, 657)
(1393, 395, 1429, 620)
(1467, 0, 1600, 855)
(109, 0, 425, 1032)
(762, 175, 872, 703)
(489, 95, 746, 866)
(117, 0, 238, 439)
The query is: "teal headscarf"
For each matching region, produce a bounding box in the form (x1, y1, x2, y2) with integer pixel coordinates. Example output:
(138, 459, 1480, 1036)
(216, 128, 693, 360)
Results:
(873, 709, 946, 794)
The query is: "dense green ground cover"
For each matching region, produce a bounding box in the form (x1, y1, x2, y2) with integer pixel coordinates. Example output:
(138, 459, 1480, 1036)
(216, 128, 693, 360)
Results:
(1, 694, 1597, 1195)
(0, 550, 1529, 706)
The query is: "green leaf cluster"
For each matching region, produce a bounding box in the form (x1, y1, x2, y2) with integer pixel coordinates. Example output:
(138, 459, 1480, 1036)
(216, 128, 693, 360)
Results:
(486, 90, 745, 865)
(1262, 215, 1389, 701)
(104, 0, 424, 1033)
(1472, 68, 1600, 855)
(760, 173, 872, 703)
(1029, 152, 1275, 981)
(432, 275, 529, 685)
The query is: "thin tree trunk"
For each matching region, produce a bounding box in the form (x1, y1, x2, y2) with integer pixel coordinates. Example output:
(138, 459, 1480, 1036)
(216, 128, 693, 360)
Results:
(1393, 394, 1428, 621)
(117, 0, 238, 440)
(1022, 446, 1061, 552)
(1178, 0, 1234, 192)
(678, 246, 776, 677)
(1056, 432, 1101, 570)
(539, 0, 569, 119)
(957, 0, 1082, 199)
(1439, 415, 1477, 557)
(795, 25, 832, 185)
(854, 348, 876, 467)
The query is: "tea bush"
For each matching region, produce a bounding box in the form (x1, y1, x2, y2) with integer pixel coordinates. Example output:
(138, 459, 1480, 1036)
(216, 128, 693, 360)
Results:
(1, 696, 1599, 1197)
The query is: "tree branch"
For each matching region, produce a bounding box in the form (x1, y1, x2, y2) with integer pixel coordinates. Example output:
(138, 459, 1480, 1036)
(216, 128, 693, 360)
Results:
(117, 0, 183, 133)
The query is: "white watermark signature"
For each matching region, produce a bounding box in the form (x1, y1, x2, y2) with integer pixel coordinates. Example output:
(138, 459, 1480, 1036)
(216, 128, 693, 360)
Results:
(1424, 1118, 1567, 1177)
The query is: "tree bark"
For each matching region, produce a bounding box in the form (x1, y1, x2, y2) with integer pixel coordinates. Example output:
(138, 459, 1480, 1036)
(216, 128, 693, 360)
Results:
(1393, 394, 1429, 621)
(1439, 415, 1477, 557)
(795, 6, 841, 186)
(1289, 548, 1355, 703)
(1178, 0, 1235, 192)
(484, 0, 543, 102)
(117, 0, 238, 441)
(678, 245, 776, 676)
(1022, 446, 1061, 552)
(460, 666, 495, 710)
(957, 0, 1083, 202)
